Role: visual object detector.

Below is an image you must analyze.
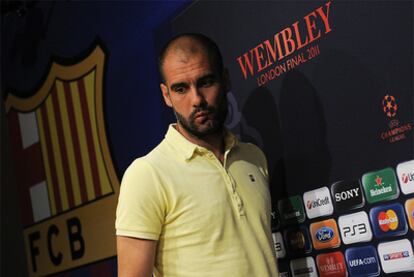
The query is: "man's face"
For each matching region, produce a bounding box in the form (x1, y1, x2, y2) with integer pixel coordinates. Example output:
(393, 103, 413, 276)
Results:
(160, 48, 229, 138)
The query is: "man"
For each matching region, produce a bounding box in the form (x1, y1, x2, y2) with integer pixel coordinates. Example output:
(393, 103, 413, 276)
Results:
(116, 33, 278, 277)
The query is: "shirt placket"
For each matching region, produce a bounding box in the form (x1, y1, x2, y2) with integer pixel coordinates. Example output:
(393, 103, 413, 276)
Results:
(204, 150, 245, 217)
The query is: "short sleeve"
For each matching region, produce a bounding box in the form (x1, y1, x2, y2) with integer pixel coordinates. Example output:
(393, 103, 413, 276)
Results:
(115, 158, 166, 240)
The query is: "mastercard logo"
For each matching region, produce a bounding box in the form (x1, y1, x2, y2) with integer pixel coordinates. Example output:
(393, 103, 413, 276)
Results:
(377, 209, 398, 232)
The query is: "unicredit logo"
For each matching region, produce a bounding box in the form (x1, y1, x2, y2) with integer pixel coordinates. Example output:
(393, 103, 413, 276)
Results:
(307, 196, 330, 209)
(397, 160, 414, 195)
(378, 210, 398, 232)
(335, 188, 360, 202)
(402, 172, 414, 184)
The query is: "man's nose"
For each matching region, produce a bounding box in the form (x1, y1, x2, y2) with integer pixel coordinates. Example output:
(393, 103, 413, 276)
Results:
(190, 86, 205, 107)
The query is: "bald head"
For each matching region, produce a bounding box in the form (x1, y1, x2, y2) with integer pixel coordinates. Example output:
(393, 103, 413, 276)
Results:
(158, 33, 224, 83)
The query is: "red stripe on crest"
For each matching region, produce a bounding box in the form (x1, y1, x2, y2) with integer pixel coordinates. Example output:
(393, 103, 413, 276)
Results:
(40, 103, 62, 213)
(51, 86, 75, 208)
(63, 82, 88, 203)
(77, 78, 102, 197)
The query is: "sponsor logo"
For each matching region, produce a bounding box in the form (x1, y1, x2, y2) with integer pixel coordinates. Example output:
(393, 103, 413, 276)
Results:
(338, 211, 372, 245)
(397, 160, 414, 195)
(306, 196, 330, 209)
(272, 232, 286, 259)
(362, 167, 399, 203)
(290, 257, 318, 277)
(370, 203, 408, 238)
(379, 95, 413, 144)
(316, 252, 347, 277)
(284, 226, 312, 254)
(278, 196, 305, 225)
(378, 210, 398, 231)
(402, 173, 414, 184)
(345, 246, 380, 277)
(303, 187, 333, 219)
(331, 180, 365, 212)
(316, 227, 334, 242)
(310, 219, 341, 250)
(405, 199, 414, 231)
(378, 239, 414, 273)
(383, 251, 409, 260)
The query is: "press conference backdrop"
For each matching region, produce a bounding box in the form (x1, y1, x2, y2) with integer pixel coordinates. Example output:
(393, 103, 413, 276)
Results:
(2, 1, 188, 276)
(162, 1, 414, 277)
(2, 1, 413, 277)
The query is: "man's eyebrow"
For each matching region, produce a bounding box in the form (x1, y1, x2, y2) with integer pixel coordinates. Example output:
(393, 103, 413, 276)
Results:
(199, 73, 217, 81)
(170, 82, 188, 91)
(197, 73, 218, 84)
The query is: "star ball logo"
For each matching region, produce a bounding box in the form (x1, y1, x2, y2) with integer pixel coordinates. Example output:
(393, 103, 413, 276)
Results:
(370, 203, 408, 238)
(382, 94, 397, 118)
(379, 94, 413, 144)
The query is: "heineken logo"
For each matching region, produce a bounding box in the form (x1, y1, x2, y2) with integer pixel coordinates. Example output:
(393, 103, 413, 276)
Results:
(362, 168, 399, 204)
(370, 185, 392, 196)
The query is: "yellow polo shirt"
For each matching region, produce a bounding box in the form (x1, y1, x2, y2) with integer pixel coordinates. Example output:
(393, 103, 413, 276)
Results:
(116, 125, 278, 277)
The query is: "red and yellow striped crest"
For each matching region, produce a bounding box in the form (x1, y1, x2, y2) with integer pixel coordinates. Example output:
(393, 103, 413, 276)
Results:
(5, 44, 119, 276)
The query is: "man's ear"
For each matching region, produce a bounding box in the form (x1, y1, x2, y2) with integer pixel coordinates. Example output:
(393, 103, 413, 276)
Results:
(222, 68, 231, 93)
(160, 83, 173, 108)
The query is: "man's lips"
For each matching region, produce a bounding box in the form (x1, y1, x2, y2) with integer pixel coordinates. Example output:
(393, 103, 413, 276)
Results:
(194, 111, 210, 119)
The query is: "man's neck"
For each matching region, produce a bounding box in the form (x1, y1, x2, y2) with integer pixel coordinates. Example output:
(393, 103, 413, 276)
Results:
(175, 123, 225, 163)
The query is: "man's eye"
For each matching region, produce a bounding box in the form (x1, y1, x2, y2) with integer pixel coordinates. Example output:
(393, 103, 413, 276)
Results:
(174, 87, 186, 94)
(200, 79, 214, 87)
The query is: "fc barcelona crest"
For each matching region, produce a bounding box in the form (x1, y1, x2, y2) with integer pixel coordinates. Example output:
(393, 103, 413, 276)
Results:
(5, 43, 119, 276)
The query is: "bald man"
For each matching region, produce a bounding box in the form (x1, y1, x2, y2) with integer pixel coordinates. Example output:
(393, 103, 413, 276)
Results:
(116, 33, 278, 277)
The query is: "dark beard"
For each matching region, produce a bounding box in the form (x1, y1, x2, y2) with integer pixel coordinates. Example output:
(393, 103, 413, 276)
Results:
(174, 95, 228, 139)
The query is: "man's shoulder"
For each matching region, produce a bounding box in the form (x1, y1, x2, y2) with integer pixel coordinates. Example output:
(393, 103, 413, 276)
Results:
(127, 138, 176, 171)
(231, 141, 268, 174)
(234, 141, 265, 158)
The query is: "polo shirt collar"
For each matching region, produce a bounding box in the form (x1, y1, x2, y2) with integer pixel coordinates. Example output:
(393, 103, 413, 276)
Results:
(165, 124, 238, 161)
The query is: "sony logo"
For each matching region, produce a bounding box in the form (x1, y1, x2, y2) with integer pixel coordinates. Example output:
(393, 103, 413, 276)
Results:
(335, 188, 360, 202)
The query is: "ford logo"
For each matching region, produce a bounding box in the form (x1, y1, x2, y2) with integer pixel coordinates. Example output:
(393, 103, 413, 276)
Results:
(316, 227, 334, 242)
